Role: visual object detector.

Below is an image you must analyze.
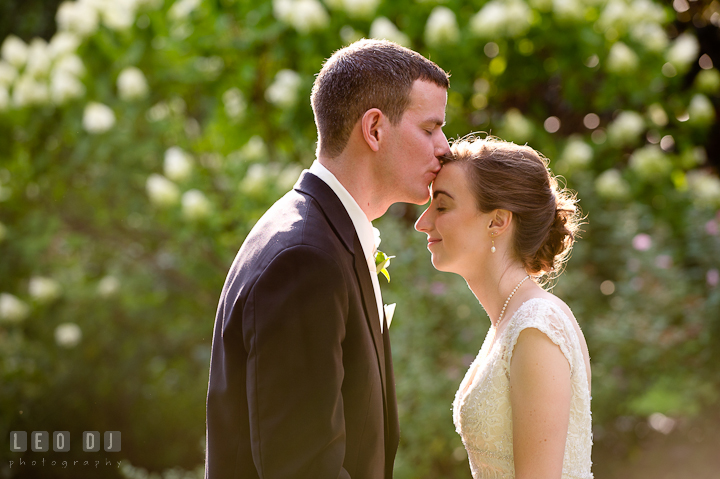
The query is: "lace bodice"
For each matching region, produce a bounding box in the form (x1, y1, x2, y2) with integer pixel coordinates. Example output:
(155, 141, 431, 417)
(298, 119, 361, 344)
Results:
(453, 298, 593, 479)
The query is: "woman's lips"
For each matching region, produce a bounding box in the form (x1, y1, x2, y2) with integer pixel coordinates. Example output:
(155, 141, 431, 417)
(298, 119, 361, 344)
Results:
(427, 239, 441, 248)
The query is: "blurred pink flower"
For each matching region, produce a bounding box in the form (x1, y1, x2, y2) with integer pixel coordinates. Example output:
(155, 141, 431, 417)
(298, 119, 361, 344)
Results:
(430, 281, 446, 296)
(706, 220, 719, 236)
(707, 269, 719, 287)
(655, 255, 672, 269)
(632, 233, 652, 251)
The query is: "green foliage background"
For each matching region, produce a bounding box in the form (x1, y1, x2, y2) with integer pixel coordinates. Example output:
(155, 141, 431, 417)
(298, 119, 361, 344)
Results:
(1, 0, 719, 478)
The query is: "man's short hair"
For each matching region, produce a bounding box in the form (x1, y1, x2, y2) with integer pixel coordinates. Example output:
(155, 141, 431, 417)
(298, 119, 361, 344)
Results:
(311, 39, 450, 159)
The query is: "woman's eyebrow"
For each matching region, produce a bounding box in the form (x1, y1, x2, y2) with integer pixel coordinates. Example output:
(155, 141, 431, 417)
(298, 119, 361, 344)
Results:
(433, 190, 454, 200)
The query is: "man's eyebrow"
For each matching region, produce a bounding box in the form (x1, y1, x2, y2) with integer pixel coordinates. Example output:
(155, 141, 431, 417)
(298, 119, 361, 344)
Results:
(433, 190, 453, 200)
(424, 117, 446, 127)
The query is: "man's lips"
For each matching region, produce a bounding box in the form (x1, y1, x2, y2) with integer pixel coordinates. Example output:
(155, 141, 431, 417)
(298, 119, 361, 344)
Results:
(427, 238, 441, 247)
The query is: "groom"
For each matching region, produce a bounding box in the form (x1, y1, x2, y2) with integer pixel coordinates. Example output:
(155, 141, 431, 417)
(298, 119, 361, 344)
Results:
(205, 39, 450, 479)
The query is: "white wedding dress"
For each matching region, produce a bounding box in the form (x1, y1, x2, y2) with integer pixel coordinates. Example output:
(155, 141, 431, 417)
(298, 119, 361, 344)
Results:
(453, 298, 593, 479)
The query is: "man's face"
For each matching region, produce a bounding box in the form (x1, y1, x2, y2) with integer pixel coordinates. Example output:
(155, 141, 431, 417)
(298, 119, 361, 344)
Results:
(380, 80, 450, 205)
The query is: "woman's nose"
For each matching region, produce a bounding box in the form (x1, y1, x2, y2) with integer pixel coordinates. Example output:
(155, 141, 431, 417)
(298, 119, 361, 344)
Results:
(415, 207, 432, 232)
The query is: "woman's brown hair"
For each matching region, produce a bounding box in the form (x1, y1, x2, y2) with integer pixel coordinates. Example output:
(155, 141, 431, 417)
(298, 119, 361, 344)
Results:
(446, 136, 582, 281)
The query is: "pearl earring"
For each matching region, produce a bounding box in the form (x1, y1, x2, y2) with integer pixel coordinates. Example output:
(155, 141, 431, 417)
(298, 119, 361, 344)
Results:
(491, 232, 496, 253)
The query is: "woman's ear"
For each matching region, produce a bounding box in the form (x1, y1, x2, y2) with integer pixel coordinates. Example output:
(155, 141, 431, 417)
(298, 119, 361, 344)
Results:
(488, 209, 513, 236)
(361, 108, 384, 152)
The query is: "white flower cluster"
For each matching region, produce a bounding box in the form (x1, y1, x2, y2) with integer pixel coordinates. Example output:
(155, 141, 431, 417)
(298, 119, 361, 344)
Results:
(629, 145, 672, 181)
(425, 7, 459, 47)
(536, 0, 582, 22)
(0, 32, 87, 109)
(595, 169, 630, 200)
(277, 164, 303, 191)
(686, 171, 720, 208)
(0, 293, 29, 323)
(558, 137, 593, 173)
(596, 0, 675, 60)
(607, 111, 645, 146)
(688, 94, 714, 125)
(182, 190, 212, 220)
(55, 322, 82, 348)
(57, 0, 160, 36)
(146, 173, 180, 206)
(145, 146, 214, 220)
(597, 0, 666, 35)
(630, 22, 667, 52)
(265, 69, 302, 108)
(325, 0, 380, 19)
(222, 87, 246, 120)
(97, 275, 120, 297)
(370, 18, 411, 47)
(168, 0, 201, 21)
(470, 0, 532, 39)
(647, 103, 668, 127)
(117, 66, 149, 101)
(83, 102, 116, 134)
(666, 33, 699, 71)
(0, 0, 159, 113)
(164, 146, 194, 181)
(606, 42, 638, 74)
(241, 163, 273, 196)
(273, 0, 329, 34)
(29, 276, 62, 303)
(237, 136, 268, 163)
(502, 109, 534, 143)
(240, 161, 302, 196)
(56, 1, 100, 36)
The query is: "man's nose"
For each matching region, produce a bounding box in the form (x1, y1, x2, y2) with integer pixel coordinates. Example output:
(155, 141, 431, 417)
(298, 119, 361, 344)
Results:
(435, 130, 450, 158)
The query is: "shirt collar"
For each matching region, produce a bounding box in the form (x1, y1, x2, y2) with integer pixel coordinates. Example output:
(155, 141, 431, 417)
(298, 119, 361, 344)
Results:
(309, 160, 376, 261)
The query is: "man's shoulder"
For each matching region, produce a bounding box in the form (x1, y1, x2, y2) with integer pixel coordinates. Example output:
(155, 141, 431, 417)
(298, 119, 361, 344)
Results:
(252, 188, 332, 246)
(237, 188, 348, 271)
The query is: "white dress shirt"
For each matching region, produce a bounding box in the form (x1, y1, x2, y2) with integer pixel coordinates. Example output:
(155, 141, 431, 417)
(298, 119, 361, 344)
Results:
(309, 160, 385, 332)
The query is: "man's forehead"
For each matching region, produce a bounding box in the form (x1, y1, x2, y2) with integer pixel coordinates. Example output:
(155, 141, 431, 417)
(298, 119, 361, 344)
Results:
(407, 85, 447, 114)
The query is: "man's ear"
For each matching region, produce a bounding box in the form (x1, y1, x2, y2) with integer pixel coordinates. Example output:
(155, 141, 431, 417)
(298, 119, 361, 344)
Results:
(361, 108, 384, 152)
(488, 209, 513, 236)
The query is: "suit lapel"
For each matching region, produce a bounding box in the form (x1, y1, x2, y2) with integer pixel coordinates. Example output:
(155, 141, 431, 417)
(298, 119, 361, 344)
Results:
(295, 171, 388, 407)
(352, 236, 387, 394)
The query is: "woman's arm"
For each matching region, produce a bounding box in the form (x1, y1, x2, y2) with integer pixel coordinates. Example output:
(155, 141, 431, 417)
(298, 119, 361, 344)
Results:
(510, 328, 572, 479)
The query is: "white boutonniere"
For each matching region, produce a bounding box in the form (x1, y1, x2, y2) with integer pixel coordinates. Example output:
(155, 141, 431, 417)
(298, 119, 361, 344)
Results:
(373, 227, 395, 282)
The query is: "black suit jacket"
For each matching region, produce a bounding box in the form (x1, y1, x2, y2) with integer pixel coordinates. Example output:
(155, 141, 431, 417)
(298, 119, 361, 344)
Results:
(206, 171, 400, 479)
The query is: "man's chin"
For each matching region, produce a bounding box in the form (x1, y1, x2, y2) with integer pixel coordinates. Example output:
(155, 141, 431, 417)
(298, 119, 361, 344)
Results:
(391, 188, 430, 206)
(409, 190, 431, 205)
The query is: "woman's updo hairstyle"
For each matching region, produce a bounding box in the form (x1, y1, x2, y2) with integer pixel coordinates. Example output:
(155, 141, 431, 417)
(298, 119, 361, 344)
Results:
(446, 136, 582, 280)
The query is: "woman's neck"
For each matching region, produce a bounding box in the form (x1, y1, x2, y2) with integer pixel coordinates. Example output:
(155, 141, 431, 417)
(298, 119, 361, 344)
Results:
(465, 265, 534, 327)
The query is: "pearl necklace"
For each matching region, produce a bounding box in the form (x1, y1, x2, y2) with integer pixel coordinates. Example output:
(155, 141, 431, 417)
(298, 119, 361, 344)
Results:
(496, 275, 530, 326)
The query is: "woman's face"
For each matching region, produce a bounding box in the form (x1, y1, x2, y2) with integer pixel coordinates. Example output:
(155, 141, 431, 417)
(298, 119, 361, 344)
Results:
(415, 162, 491, 276)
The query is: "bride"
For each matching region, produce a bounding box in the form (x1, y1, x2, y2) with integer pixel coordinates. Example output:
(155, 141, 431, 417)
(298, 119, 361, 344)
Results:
(415, 137, 593, 479)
